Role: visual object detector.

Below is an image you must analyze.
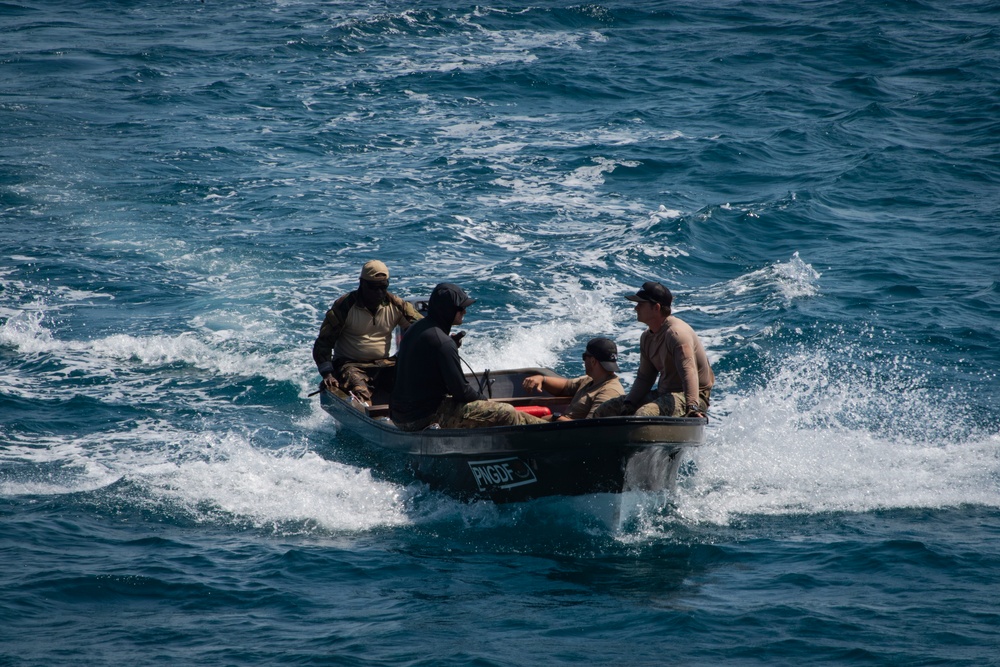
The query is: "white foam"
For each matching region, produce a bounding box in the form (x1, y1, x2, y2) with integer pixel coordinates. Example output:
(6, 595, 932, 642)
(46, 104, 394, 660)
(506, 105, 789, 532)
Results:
(136, 432, 422, 532)
(674, 348, 1000, 525)
(699, 252, 821, 311)
(438, 120, 497, 138)
(561, 158, 640, 189)
(454, 216, 534, 252)
(0, 299, 316, 406)
(484, 167, 647, 219)
(0, 434, 122, 496)
(459, 275, 622, 372)
(0, 310, 53, 353)
(0, 414, 432, 532)
(650, 204, 684, 221)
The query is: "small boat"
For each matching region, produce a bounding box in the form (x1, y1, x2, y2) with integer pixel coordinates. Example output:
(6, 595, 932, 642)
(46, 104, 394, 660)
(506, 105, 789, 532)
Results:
(319, 367, 706, 503)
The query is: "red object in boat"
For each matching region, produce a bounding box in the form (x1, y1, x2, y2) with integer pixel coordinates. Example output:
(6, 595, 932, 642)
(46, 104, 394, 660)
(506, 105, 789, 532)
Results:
(515, 405, 552, 417)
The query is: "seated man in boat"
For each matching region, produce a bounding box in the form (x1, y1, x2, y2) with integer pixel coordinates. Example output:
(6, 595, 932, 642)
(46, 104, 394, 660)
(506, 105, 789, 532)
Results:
(521, 337, 625, 420)
(389, 282, 547, 431)
(312, 260, 422, 404)
(594, 281, 714, 419)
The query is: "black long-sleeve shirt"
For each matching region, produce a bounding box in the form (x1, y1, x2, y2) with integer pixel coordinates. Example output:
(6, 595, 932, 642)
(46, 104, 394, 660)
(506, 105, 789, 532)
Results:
(389, 316, 483, 423)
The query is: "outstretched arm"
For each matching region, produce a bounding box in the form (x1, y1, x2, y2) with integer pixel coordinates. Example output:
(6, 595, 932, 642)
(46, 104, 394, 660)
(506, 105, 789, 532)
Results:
(522, 374, 571, 396)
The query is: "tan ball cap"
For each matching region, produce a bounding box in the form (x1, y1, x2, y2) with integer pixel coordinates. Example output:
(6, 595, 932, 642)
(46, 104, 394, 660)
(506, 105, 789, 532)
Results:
(360, 260, 389, 281)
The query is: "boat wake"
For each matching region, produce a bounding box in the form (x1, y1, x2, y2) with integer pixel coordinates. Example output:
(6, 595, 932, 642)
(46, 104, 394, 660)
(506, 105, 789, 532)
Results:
(675, 345, 1000, 526)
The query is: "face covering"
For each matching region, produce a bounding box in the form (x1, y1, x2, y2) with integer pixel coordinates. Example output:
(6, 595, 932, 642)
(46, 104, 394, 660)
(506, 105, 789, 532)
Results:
(359, 279, 388, 312)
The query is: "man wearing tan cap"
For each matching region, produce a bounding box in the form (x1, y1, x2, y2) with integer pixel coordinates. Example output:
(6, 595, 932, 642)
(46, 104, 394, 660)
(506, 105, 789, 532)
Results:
(312, 260, 421, 404)
(594, 281, 714, 419)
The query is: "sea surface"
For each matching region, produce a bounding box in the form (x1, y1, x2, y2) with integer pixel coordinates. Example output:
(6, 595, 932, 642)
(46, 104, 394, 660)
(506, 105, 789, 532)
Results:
(2, 1, 1000, 664)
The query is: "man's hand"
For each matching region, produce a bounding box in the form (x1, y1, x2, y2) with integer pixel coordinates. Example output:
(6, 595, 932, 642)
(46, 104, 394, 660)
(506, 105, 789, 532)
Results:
(451, 331, 466, 348)
(522, 375, 545, 394)
(322, 374, 340, 392)
(685, 404, 706, 419)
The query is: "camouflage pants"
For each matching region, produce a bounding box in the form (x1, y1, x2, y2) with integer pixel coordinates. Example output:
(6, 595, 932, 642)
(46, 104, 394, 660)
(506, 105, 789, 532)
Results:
(593, 389, 711, 418)
(396, 398, 547, 431)
(334, 358, 396, 404)
(438, 399, 548, 428)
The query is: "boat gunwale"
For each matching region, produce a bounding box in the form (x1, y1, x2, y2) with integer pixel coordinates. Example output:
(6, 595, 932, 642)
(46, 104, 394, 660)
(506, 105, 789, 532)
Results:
(320, 388, 706, 456)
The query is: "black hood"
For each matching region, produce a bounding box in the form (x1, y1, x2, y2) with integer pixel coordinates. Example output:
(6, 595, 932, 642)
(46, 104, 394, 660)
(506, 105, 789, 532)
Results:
(427, 282, 475, 331)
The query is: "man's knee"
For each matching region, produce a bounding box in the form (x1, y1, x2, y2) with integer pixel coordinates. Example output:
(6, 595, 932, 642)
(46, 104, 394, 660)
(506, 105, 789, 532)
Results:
(636, 393, 685, 417)
(443, 401, 545, 428)
(463, 401, 516, 426)
(593, 395, 627, 418)
(338, 365, 374, 400)
(634, 402, 662, 417)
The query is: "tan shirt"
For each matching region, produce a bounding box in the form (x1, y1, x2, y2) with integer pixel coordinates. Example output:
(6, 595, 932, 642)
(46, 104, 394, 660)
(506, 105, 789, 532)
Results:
(313, 292, 422, 374)
(626, 316, 714, 409)
(334, 300, 412, 362)
(558, 375, 625, 419)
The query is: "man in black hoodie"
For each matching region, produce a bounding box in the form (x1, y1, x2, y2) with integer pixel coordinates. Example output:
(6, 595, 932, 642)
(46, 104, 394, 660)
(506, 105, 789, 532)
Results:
(390, 283, 546, 431)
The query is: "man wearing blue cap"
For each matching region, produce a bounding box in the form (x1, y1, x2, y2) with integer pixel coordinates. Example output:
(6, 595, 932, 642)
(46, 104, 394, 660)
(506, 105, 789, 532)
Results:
(594, 281, 714, 419)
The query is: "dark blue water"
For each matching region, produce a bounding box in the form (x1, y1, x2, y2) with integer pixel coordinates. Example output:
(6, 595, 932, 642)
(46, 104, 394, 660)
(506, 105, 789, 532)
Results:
(3, 1, 999, 664)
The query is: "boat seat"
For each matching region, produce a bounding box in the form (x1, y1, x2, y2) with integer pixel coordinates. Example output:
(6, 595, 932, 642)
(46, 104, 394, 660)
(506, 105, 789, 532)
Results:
(366, 403, 391, 419)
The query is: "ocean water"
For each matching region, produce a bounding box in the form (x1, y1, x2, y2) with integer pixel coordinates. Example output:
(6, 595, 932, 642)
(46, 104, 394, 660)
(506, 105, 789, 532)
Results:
(2, 0, 999, 664)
